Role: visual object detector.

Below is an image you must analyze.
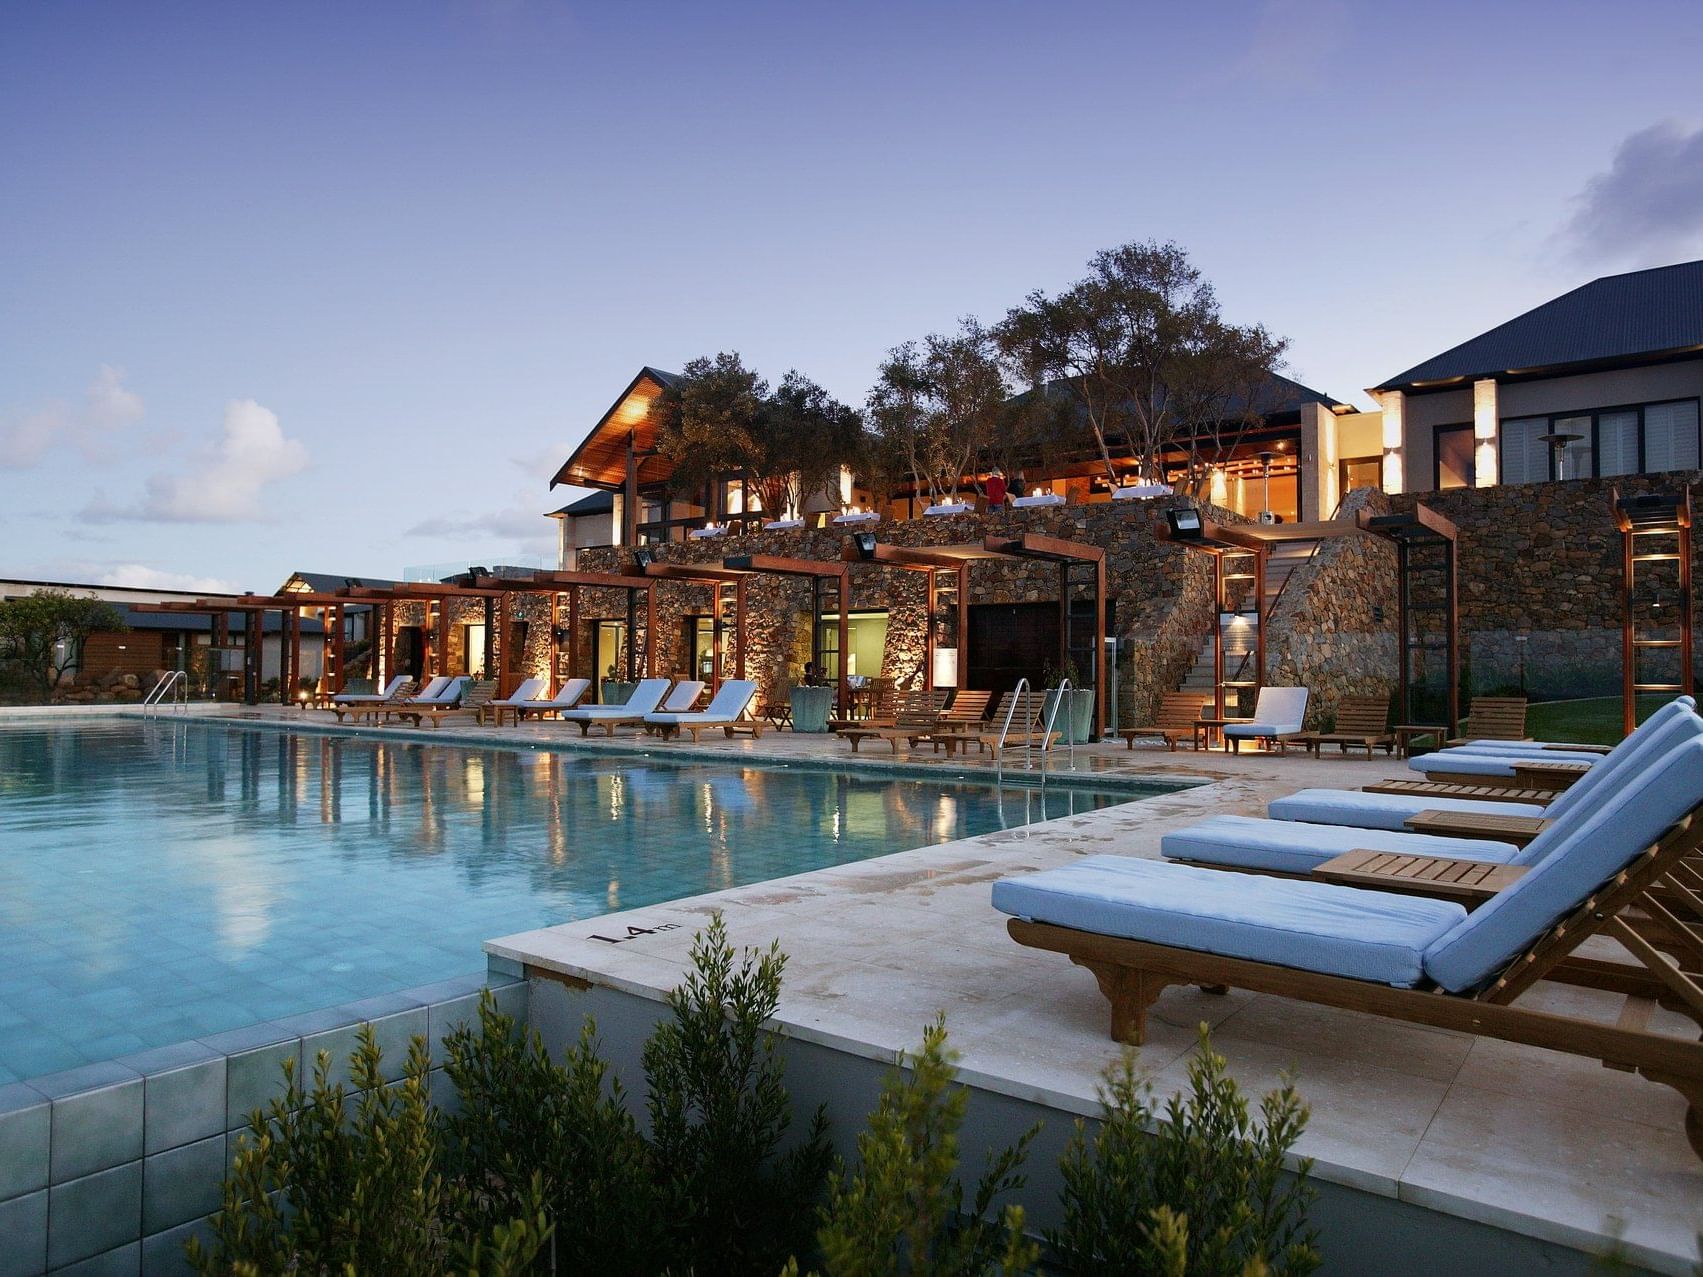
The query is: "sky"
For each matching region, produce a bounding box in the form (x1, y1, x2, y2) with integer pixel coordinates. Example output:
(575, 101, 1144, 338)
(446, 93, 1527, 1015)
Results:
(5, 0, 1703, 594)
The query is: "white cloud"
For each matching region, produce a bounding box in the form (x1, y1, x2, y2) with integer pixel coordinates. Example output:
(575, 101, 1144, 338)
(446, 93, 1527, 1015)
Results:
(1562, 119, 1703, 266)
(407, 502, 558, 562)
(88, 398, 310, 523)
(0, 365, 145, 469)
(98, 564, 241, 594)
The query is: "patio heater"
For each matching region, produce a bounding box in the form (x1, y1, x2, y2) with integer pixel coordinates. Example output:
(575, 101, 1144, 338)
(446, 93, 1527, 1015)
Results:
(1256, 450, 1280, 524)
(1539, 431, 1585, 481)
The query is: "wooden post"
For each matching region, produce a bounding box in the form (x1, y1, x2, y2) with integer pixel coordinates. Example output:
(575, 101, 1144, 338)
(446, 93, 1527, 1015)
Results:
(956, 563, 969, 692)
(331, 603, 346, 692)
(1095, 555, 1107, 740)
(382, 602, 395, 684)
(838, 568, 851, 718)
(435, 596, 451, 676)
(645, 583, 657, 677)
(484, 596, 497, 682)
(925, 569, 937, 691)
(495, 591, 508, 694)
(734, 578, 747, 679)
(567, 586, 580, 686)
(1213, 555, 1225, 721)
(1254, 547, 1267, 692)
(623, 432, 640, 547)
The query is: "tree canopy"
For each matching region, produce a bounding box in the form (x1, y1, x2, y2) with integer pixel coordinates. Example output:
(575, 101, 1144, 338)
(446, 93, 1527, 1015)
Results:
(867, 320, 1008, 508)
(0, 589, 126, 693)
(654, 354, 863, 520)
(995, 241, 1288, 492)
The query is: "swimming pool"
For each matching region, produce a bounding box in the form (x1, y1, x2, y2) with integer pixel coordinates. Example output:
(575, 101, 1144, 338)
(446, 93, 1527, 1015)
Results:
(0, 719, 1157, 1083)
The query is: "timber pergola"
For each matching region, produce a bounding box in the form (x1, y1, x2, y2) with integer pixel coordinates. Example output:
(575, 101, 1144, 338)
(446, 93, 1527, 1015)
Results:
(133, 591, 345, 705)
(465, 570, 660, 690)
(841, 532, 1109, 738)
(722, 553, 854, 715)
(839, 539, 969, 697)
(1356, 503, 1460, 735)
(640, 561, 748, 686)
(1158, 513, 1361, 720)
(1611, 486, 1694, 735)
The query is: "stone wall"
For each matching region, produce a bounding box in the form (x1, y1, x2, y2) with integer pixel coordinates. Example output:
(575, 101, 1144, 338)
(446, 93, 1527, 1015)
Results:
(1392, 471, 1703, 700)
(1265, 487, 1400, 727)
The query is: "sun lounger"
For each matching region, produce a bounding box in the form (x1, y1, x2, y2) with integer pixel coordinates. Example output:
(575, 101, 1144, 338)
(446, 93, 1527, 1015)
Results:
(1441, 695, 1528, 747)
(389, 679, 498, 728)
(474, 677, 546, 726)
(376, 676, 477, 725)
(837, 689, 949, 752)
(1220, 686, 1309, 753)
(921, 689, 993, 750)
(1270, 699, 1703, 834)
(1118, 692, 1210, 751)
(1281, 695, 1393, 757)
(557, 678, 672, 736)
(336, 676, 447, 723)
(948, 689, 1058, 760)
(995, 735, 1703, 1159)
(644, 679, 762, 741)
(659, 680, 705, 712)
(1407, 748, 1595, 789)
(504, 678, 591, 724)
(329, 676, 419, 720)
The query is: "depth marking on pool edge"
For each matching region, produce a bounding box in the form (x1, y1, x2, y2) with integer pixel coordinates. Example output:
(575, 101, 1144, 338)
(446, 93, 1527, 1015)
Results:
(589, 922, 683, 944)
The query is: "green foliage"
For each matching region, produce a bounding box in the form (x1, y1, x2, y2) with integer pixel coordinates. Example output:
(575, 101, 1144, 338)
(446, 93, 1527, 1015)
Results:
(443, 993, 660, 1272)
(0, 588, 125, 693)
(645, 914, 834, 1275)
(798, 1015, 1038, 1277)
(185, 1025, 550, 1275)
(867, 321, 1008, 508)
(1050, 1028, 1318, 1277)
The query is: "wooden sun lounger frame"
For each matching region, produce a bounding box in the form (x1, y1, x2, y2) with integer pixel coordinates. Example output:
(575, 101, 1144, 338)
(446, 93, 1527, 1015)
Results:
(328, 679, 418, 722)
(1008, 806, 1703, 1157)
(380, 680, 498, 728)
(1118, 692, 1210, 752)
(1280, 695, 1395, 758)
(1362, 778, 1561, 805)
(1413, 757, 1592, 792)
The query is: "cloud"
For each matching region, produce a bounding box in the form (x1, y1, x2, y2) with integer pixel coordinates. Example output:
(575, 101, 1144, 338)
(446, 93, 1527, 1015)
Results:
(1562, 119, 1703, 266)
(1233, 0, 1349, 85)
(88, 398, 309, 523)
(0, 365, 145, 469)
(406, 502, 558, 563)
(97, 564, 241, 594)
(509, 442, 572, 480)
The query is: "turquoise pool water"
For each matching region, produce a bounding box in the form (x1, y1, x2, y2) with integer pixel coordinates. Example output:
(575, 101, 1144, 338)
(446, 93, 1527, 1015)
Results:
(0, 719, 1151, 1083)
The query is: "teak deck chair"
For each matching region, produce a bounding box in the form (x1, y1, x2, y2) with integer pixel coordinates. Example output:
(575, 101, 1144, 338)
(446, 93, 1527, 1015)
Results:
(644, 679, 762, 741)
(996, 745, 1703, 1158)
(1118, 692, 1210, 752)
(1221, 686, 1309, 754)
(950, 689, 1056, 760)
(557, 678, 672, 736)
(477, 677, 546, 726)
(391, 679, 499, 728)
(1283, 695, 1393, 758)
(330, 677, 418, 721)
(497, 678, 592, 726)
(1404, 750, 1595, 791)
(1443, 695, 1528, 747)
(838, 689, 949, 753)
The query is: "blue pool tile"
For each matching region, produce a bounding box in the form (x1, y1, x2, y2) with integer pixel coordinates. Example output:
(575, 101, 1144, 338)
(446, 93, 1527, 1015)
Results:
(0, 1188, 47, 1277)
(141, 1134, 224, 1235)
(0, 1083, 51, 1201)
(47, 1162, 142, 1269)
(117, 1044, 227, 1158)
(195, 1025, 301, 1132)
(140, 1217, 213, 1277)
(35, 1062, 144, 1185)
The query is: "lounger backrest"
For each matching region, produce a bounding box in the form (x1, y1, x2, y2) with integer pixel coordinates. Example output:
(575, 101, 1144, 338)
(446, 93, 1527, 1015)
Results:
(943, 690, 992, 723)
(414, 676, 451, 701)
(703, 679, 757, 718)
(622, 678, 673, 714)
(662, 680, 705, 712)
(1156, 693, 1209, 728)
(440, 676, 472, 704)
(553, 677, 591, 706)
(381, 675, 407, 697)
(507, 677, 546, 704)
(1461, 695, 1527, 741)
(1537, 700, 1703, 830)
(1422, 735, 1703, 993)
(1250, 686, 1308, 733)
(1332, 696, 1390, 735)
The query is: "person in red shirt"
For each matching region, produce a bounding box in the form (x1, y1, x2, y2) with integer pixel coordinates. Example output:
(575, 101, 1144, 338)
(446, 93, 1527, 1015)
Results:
(985, 468, 1008, 509)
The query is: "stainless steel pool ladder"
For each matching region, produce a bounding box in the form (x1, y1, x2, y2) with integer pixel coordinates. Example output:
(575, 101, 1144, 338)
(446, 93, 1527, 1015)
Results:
(142, 670, 188, 716)
(1037, 678, 1074, 771)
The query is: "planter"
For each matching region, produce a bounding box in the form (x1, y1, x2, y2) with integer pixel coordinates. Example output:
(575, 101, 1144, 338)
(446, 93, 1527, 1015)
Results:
(1044, 687, 1097, 743)
(789, 685, 835, 732)
(1011, 493, 1064, 508)
(600, 679, 636, 705)
(1112, 483, 1173, 501)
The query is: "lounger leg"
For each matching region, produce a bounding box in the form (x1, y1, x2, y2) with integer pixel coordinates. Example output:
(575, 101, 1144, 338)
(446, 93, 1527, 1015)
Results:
(1070, 958, 1177, 1044)
(1642, 1071, 1703, 1158)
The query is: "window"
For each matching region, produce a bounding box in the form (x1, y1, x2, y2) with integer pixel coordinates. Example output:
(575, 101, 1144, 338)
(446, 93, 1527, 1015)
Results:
(1498, 398, 1698, 484)
(1339, 456, 1382, 495)
(1434, 424, 1475, 489)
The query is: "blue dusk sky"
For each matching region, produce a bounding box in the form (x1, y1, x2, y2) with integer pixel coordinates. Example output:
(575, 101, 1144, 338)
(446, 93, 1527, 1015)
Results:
(4, 0, 1703, 592)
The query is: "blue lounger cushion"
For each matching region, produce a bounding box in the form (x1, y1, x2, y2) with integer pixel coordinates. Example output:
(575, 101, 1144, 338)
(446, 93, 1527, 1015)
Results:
(1407, 750, 1598, 777)
(1269, 789, 1546, 831)
(1423, 735, 1703, 992)
(647, 680, 758, 726)
(993, 855, 1466, 986)
(1160, 813, 1518, 875)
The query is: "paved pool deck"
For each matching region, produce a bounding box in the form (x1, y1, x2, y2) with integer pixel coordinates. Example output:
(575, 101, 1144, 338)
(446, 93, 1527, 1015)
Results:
(39, 704, 1701, 1271)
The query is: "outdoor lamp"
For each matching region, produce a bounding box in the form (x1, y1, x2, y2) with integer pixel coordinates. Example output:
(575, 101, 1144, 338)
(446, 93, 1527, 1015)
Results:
(1165, 507, 1204, 538)
(632, 548, 655, 570)
(853, 531, 878, 559)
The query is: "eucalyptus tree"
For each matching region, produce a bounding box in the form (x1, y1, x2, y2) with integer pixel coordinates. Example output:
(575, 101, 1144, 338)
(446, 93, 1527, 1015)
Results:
(867, 319, 1008, 508)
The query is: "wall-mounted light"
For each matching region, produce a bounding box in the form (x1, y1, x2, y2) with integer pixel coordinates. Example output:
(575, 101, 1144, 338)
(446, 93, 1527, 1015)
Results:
(852, 531, 878, 560)
(631, 548, 655, 570)
(1165, 507, 1204, 538)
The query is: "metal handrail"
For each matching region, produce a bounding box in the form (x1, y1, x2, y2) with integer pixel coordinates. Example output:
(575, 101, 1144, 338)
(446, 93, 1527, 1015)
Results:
(1040, 677, 1074, 770)
(142, 669, 188, 716)
(1223, 494, 1348, 689)
(994, 676, 1029, 766)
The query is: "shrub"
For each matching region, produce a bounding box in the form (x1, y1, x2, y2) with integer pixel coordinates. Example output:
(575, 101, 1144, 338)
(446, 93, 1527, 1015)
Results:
(794, 1015, 1038, 1276)
(645, 914, 834, 1275)
(443, 995, 660, 1273)
(1050, 1027, 1319, 1276)
(185, 1025, 550, 1275)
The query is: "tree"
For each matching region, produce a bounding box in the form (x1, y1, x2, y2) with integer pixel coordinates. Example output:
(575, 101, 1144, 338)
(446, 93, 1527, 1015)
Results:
(654, 354, 863, 521)
(0, 588, 125, 694)
(867, 319, 1009, 508)
(995, 242, 1288, 492)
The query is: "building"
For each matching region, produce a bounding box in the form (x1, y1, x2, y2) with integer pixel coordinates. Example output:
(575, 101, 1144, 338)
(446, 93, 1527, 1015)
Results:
(547, 491, 614, 570)
(1375, 260, 1703, 494)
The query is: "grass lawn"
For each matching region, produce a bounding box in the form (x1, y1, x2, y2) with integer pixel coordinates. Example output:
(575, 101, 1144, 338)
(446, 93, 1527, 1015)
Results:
(1524, 694, 1677, 746)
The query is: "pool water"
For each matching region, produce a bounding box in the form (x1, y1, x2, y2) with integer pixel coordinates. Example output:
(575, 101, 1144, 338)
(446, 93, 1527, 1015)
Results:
(0, 720, 1148, 1083)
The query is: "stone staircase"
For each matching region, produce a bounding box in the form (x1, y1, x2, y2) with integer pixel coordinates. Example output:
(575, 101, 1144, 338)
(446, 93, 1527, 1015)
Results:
(1179, 538, 1317, 696)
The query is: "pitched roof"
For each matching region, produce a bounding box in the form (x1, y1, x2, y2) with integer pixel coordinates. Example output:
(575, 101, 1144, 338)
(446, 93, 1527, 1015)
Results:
(551, 490, 615, 517)
(1375, 259, 1703, 392)
(550, 367, 680, 490)
(1012, 369, 1346, 423)
(115, 605, 325, 635)
(279, 571, 403, 595)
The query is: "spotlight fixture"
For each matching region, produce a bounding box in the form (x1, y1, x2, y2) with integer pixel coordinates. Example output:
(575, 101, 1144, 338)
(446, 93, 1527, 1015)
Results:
(1165, 507, 1204, 539)
(632, 548, 655, 570)
(853, 531, 878, 560)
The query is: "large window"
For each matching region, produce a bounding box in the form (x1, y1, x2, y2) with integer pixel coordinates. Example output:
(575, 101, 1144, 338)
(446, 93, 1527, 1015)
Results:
(1499, 398, 1699, 484)
(1434, 424, 1475, 489)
